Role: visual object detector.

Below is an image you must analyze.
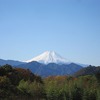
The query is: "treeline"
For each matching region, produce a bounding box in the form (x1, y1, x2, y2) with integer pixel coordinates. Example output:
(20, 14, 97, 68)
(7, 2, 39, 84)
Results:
(0, 65, 100, 100)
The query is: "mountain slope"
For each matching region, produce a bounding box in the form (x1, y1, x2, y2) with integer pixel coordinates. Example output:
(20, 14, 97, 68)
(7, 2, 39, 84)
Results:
(0, 59, 25, 66)
(25, 51, 71, 64)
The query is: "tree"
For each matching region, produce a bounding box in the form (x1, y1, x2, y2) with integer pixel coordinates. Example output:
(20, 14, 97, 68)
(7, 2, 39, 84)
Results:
(18, 80, 46, 100)
(0, 76, 17, 99)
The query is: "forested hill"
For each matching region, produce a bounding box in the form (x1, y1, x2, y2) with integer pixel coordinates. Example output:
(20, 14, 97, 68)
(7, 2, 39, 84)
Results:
(73, 65, 100, 77)
(0, 64, 43, 99)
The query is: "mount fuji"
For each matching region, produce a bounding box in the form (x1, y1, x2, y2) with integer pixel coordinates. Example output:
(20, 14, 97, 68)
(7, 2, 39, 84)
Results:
(0, 51, 88, 77)
(15, 51, 87, 77)
(24, 51, 87, 67)
(25, 51, 71, 65)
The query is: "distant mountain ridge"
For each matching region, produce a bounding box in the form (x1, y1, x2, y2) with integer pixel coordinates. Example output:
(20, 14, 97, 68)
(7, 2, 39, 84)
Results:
(0, 59, 25, 66)
(18, 61, 83, 77)
(0, 58, 83, 77)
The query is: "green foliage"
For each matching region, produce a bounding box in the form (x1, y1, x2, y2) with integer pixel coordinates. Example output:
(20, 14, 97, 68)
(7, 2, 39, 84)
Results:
(0, 64, 13, 76)
(44, 75, 99, 100)
(17, 80, 30, 95)
(18, 80, 46, 99)
(0, 76, 19, 99)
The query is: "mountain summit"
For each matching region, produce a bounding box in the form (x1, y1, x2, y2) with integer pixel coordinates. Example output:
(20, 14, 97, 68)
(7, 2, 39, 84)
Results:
(25, 51, 71, 64)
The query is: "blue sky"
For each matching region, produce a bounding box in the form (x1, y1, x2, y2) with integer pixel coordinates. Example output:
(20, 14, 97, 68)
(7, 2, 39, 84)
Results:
(0, 0, 100, 66)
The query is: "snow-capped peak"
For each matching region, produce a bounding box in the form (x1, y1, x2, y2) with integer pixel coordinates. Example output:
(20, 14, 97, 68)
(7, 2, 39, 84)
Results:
(25, 51, 71, 64)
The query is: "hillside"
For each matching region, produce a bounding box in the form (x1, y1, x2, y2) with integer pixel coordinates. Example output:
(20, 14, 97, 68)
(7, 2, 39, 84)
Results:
(74, 65, 100, 77)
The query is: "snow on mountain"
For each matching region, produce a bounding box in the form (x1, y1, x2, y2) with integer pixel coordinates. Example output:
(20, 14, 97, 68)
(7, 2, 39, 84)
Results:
(25, 51, 71, 64)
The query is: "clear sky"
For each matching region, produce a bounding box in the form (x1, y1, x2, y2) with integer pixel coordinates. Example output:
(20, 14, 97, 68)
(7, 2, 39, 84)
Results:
(0, 0, 100, 66)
